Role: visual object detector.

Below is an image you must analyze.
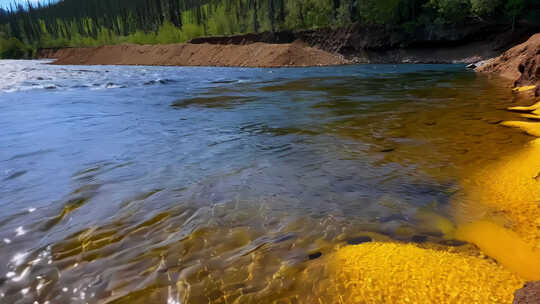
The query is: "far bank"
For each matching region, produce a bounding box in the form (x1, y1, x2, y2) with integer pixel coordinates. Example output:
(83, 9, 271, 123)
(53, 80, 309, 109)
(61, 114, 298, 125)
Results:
(37, 23, 538, 68)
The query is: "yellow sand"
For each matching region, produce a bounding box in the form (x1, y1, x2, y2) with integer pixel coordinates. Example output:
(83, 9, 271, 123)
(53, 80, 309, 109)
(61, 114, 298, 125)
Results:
(520, 113, 540, 120)
(512, 85, 537, 92)
(320, 101, 540, 303)
(452, 136, 540, 288)
(459, 138, 540, 243)
(501, 120, 540, 136)
(508, 101, 540, 112)
(456, 221, 540, 280)
(326, 242, 524, 304)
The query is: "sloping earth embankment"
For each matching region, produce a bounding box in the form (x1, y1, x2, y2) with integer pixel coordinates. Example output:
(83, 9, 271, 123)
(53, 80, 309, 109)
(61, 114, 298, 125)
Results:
(476, 33, 540, 96)
(40, 41, 348, 67)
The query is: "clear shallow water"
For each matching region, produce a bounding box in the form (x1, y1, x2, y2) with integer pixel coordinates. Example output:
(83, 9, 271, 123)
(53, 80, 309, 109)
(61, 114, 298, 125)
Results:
(0, 60, 530, 303)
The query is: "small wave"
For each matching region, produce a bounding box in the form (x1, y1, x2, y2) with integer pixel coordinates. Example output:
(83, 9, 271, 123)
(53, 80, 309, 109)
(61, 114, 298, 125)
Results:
(105, 82, 123, 89)
(90, 83, 127, 90)
(171, 95, 253, 108)
(211, 79, 238, 84)
(143, 79, 177, 86)
(70, 84, 89, 89)
(3, 170, 27, 181)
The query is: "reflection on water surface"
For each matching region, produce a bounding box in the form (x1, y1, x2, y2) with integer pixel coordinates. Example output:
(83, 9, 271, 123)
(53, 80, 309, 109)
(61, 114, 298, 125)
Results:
(0, 60, 531, 303)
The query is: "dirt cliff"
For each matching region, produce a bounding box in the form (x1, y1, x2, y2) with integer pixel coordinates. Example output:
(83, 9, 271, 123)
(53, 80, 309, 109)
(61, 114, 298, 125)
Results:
(189, 22, 538, 64)
(476, 33, 540, 95)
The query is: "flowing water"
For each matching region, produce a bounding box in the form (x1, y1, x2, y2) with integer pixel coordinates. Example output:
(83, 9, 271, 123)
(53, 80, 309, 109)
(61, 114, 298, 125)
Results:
(0, 60, 531, 303)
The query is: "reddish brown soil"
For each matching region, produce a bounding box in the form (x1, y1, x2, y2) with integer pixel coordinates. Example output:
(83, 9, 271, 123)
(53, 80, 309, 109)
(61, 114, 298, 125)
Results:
(477, 33, 540, 95)
(514, 282, 540, 304)
(41, 41, 349, 67)
(189, 23, 537, 64)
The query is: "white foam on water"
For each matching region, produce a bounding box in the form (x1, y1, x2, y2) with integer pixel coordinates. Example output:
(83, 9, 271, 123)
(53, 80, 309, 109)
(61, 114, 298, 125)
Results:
(15, 226, 26, 236)
(0, 60, 185, 94)
(11, 252, 29, 266)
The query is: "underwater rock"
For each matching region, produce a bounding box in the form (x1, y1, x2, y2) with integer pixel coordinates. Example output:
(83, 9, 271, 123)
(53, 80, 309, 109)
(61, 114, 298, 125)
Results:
(346, 236, 372, 245)
(514, 281, 540, 304)
(411, 235, 428, 243)
(308, 252, 322, 260)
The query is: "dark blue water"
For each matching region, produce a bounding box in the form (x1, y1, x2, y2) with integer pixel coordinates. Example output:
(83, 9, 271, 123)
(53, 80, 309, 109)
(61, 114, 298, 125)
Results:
(0, 60, 526, 303)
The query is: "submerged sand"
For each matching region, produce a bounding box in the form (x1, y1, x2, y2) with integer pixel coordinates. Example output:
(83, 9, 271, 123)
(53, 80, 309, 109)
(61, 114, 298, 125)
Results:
(311, 101, 540, 304)
(39, 41, 349, 67)
(316, 34, 540, 303)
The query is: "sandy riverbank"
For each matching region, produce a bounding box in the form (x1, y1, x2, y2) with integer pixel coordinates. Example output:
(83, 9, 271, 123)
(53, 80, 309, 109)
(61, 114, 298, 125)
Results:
(470, 32, 540, 303)
(299, 32, 540, 304)
(39, 41, 349, 67)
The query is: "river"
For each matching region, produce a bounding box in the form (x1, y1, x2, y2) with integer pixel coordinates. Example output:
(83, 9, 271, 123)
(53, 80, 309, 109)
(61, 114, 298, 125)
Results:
(0, 60, 530, 303)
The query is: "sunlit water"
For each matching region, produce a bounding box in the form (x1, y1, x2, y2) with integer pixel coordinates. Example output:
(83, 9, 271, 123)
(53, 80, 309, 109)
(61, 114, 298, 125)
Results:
(0, 60, 530, 303)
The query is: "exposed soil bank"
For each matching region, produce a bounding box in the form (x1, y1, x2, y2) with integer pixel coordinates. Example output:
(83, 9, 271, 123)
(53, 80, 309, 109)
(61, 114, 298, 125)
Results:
(38, 22, 538, 67)
(477, 33, 540, 96)
(191, 22, 538, 64)
(39, 41, 348, 67)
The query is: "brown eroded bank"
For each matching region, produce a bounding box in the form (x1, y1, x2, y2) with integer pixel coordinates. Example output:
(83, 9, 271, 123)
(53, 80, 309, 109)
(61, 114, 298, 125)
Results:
(38, 22, 539, 67)
(39, 41, 349, 67)
(476, 33, 540, 96)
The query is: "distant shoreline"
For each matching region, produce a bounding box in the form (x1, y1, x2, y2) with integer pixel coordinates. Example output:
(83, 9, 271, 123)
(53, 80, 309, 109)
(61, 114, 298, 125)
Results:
(36, 24, 539, 68)
(33, 38, 518, 68)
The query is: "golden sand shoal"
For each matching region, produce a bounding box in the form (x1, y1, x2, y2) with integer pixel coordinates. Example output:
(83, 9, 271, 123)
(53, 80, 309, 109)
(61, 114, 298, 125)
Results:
(320, 97, 540, 303)
(324, 242, 524, 304)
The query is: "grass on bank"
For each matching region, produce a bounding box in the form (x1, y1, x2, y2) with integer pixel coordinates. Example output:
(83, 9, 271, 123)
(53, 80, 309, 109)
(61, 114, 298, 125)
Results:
(0, 36, 32, 58)
(0, 21, 203, 59)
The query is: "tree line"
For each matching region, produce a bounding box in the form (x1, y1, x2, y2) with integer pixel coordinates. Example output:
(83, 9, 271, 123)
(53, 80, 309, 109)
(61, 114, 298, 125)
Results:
(0, 0, 539, 58)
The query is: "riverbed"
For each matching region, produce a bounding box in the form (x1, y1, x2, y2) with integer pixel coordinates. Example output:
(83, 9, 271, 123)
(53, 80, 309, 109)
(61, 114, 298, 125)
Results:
(0, 60, 532, 303)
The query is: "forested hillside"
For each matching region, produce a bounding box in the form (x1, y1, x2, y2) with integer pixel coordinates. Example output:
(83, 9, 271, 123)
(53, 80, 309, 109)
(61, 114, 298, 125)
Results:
(1, 0, 539, 58)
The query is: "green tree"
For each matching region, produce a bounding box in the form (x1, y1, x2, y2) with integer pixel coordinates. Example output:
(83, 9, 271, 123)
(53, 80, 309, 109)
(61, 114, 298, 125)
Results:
(470, 0, 501, 16)
(0, 0, 536, 52)
(358, 0, 401, 24)
(505, 0, 524, 31)
(0, 36, 28, 58)
(427, 0, 471, 23)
